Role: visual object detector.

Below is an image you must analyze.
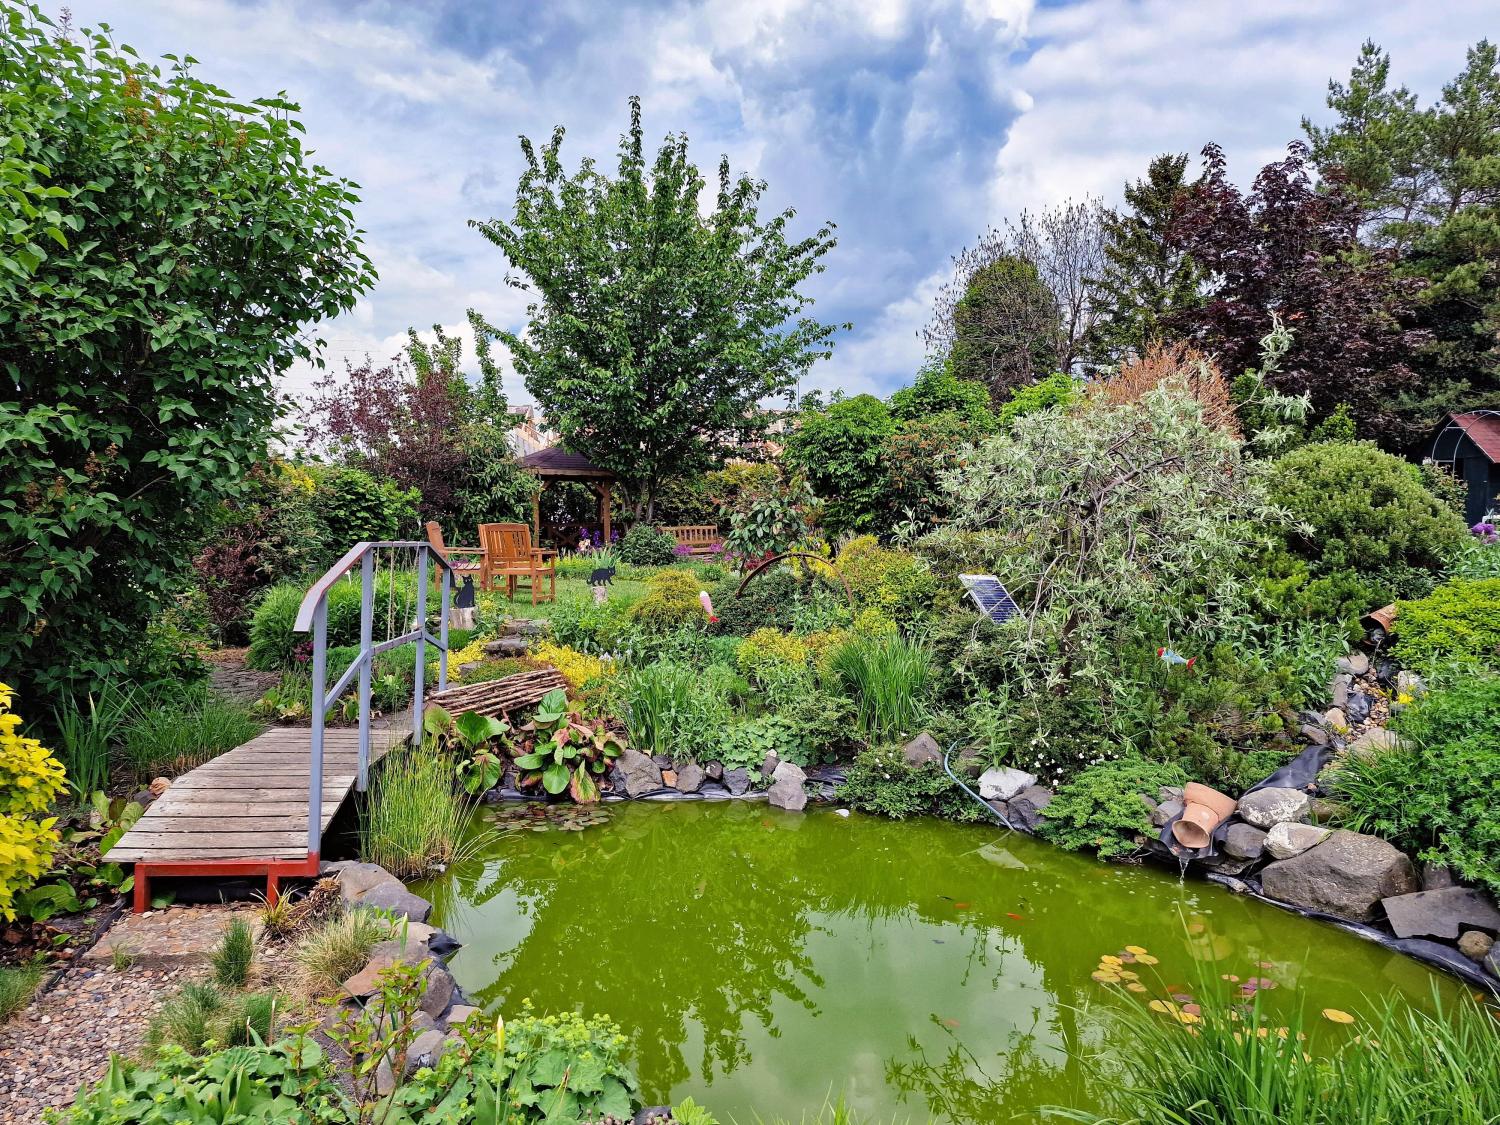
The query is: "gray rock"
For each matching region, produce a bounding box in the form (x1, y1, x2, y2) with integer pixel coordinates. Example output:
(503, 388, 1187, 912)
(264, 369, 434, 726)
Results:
(404, 1028, 448, 1076)
(767, 761, 808, 811)
(761, 751, 781, 779)
(1395, 670, 1426, 699)
(376, 1056, 397, 1096)
(1223, 823, 1268, 860)
(1265, 822, 1331, 860)
(1201, 854, 1255, 877)
(902, 733, 943, 767)
(978, 767, 1037, 803)
(705, 762, 724, 781)
(359, 880, 433, 923)
(1309, 798, 1345, 826)
(1236, 787, 1311, 829)
(1157, 785, 1184, 804)
(336, 862, 401, 903)
(419, 962, 456, 1020)
(1458, 931, 1494, 962)
(1347, 728, 1401, 759)
(617, 748, 664, 797)
(1422, 862, 1456, 891)
(1488, 944, 1500, 982)
(1150, 798, 1184, 828)
(1322, 707, 1348, 731)
(1301, 723, 1330, 746)
(1007, 786, 1053, 832)
(651, 754, 672, 770)
(1380, 886, 1500, 941)
(342, 937, 431, 998)
(1345, 692, 1372, 725)
(1331, 674, 1352, 711)
(1260, 830, 1419, 922)
(445, 1004, 480, 1029)
(1336, 652, 1370, 676)
(723, 768, 751, 796)
(674, 763, 705, 793)
(482, 636, 530, 657)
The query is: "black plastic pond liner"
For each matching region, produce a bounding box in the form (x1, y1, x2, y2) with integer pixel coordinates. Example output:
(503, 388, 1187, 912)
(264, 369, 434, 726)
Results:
(1204, 871, 1500, 996)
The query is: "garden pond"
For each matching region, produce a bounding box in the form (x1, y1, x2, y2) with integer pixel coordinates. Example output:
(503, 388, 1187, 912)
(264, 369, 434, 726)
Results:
(414, 801, 1461, 1123)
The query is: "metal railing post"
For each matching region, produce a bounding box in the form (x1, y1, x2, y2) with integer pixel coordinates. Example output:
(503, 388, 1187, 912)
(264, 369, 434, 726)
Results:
(438, 563, 450, 692)
(412, 546, 428, 748)
(308, 598, 328, 858)
(357, 550, 374, 792)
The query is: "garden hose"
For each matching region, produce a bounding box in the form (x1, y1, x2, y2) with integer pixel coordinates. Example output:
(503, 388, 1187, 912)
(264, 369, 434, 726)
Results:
(942, 741, 1017, 833)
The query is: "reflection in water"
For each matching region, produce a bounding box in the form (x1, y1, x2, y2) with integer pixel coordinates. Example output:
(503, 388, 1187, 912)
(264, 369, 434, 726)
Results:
(414, 801, 1457, 1123)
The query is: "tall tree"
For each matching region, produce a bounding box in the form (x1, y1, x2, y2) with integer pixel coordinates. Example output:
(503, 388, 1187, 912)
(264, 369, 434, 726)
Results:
(945, 253, 1061, 403)
(1169, 143, 1426, 444)
(1088, 154, 1203, 366)
(1007, 198, 1111, 374)
(1306, 40, 1500, 435)
(472, 98, 841, 519)
(0, 2, 373, 710)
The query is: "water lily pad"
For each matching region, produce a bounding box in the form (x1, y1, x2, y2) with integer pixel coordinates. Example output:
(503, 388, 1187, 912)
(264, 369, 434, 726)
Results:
(1134, 954, 1159, 965)
(1125, 982, 1148, 993)
(1124, 945, 1148, 955)
(1091, 970, 1121, 983)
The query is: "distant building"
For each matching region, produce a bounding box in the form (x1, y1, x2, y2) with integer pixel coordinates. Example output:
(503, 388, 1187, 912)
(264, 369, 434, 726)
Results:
(1429, 410, 1500, 524)
(507, 405, 555, 456)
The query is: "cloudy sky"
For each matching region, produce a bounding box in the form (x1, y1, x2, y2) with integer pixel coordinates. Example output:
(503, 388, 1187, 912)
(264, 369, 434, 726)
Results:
(54, 0, 1495, 406)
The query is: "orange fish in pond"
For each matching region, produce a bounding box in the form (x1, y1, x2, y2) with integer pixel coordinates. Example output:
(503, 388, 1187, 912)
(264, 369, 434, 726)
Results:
(954, 902, 970, 910)
(1007, 912, 1025, 921)
(941, 1018, 960, 1029)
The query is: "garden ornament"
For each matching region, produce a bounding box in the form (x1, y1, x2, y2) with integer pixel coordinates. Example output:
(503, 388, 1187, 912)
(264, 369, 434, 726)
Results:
(1157, 647, 1195, 668)
(1172, 782, 1237, 849)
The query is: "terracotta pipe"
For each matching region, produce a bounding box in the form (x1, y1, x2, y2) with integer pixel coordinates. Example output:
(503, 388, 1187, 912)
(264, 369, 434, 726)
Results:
(1172, 782, 1238, 849)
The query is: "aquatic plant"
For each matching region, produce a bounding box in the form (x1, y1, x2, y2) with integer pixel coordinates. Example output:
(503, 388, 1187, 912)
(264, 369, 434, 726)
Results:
(514, 688, 624, 802)
(828, 634, 930, 741)
(361, 746, 475, 878)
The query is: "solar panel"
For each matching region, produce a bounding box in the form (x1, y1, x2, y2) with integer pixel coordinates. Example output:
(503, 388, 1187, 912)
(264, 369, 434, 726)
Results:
(959, 575, 1019, 624)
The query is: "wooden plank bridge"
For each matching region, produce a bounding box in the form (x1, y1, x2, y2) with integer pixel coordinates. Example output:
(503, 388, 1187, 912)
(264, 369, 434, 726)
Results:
(111, 718, 410, 911)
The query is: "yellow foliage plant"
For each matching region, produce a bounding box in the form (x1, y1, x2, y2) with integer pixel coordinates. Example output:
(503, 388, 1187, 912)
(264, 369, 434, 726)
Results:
(534, 641, 615, 692)
(0, 682, 66, 920)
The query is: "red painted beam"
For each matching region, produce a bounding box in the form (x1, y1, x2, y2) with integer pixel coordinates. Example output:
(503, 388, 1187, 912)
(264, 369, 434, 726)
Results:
(129, 854, 321, 912)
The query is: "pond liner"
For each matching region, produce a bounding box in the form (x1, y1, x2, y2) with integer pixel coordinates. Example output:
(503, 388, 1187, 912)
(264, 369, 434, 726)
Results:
(1204, 872, 1500, 996)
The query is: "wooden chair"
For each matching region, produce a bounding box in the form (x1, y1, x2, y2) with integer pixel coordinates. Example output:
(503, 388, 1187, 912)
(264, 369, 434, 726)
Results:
(660, 524, 723, 556)
(478, 522, 557, 605)
(425, 521, 485, 580)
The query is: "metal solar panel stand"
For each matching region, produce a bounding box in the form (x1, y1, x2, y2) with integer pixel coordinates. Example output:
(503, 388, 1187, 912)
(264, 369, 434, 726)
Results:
(959, 574, 1019, 624)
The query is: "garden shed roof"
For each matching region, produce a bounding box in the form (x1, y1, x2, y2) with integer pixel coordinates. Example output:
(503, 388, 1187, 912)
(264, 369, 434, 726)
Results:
(517, 445, 617, 480)
(1443, 412, 1500, 463)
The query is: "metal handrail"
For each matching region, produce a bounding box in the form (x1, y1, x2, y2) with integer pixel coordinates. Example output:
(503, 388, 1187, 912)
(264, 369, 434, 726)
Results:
(293, 541, 454, 859)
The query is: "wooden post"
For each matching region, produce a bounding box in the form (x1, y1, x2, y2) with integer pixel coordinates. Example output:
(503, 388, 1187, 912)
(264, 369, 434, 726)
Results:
(600, 482, 612, 546)
(532, 485, 542, 545)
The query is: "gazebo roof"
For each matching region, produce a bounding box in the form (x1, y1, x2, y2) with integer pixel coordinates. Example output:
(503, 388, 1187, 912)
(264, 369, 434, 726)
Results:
(517, 445, 617, 480)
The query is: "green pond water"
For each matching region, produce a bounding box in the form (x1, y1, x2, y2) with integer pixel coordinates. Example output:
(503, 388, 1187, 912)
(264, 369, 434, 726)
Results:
(415, 801, 1459, 1123)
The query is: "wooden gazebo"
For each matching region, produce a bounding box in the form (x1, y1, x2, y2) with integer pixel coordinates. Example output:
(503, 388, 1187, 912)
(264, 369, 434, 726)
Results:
(517, 445, 617, 546)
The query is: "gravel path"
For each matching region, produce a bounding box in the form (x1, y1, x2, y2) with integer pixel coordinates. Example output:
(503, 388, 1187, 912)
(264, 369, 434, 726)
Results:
(0, 960, 202, 1122)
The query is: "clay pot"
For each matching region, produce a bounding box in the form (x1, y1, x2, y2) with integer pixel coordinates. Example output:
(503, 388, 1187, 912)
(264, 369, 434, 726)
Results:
(1172, 783, 1238, 849)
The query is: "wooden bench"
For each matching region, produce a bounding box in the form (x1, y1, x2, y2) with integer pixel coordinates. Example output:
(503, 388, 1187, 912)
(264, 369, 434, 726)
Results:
(660, 524, 723, 556)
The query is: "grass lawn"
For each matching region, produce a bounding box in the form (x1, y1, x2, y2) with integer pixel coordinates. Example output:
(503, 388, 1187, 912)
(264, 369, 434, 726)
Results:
(478, 575, 651, 622)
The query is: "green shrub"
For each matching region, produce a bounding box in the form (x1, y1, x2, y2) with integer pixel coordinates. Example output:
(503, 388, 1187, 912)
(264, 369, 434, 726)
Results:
(617, 524, 678, 566)
(836, 745, 986, 822)
(1330, 675, 1500, 895)
(1264, 441, 1466, 620)
(720, 691, 856, 769)
(629, 569, 708, 632)
(246, 578, 377, 671)
(710, 567, 836, 636)
(913, 529, 1013, 614)
(889, 357, 995, 428)
(1039, 756, 1187, 860)
(0, 684, 67, 922)
(308, 467, 420, 562)
(1393, 578, 1500, 669)
(143, 982, 278, 1059)
(783, 394, 895, 537)
(736, 628, 809, 682)
(122, 693, 261, 779)
(834, 536, 936, 625)
(245, 584, 305, 671)
(622, 662, 737, 762)
(828, 634, 930, 741)
(996, 371, 1078, 427)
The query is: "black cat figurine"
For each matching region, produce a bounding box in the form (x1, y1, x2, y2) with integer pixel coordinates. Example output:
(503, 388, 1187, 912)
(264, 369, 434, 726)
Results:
(588, 565, 617, 587)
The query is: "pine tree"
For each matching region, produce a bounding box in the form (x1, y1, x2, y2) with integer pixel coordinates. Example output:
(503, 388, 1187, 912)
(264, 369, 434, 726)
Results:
(1088, 154, 1202, 367)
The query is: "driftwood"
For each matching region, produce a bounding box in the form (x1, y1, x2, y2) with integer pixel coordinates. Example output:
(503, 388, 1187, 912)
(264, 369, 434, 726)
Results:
(427, 668, 566, 719)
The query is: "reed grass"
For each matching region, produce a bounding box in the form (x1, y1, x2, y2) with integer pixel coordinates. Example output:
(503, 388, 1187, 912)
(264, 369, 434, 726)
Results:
(210, 917, 255, 989)
(122, 694, 262, 778)
(829, 634, 930, 741)
(293, 907, 397, 995)
(360, 745, 475, 879)
(0, 964, 43, 1023)
(52, 683, 134, 797)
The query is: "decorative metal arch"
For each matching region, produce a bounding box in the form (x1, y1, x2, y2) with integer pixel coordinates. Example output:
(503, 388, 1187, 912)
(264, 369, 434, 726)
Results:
(733, 551, 856, 608)
(1429, 409, 1500, 473)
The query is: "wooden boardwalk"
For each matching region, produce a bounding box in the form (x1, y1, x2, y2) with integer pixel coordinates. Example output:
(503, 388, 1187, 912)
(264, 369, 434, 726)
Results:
(111, 718, 410, 907)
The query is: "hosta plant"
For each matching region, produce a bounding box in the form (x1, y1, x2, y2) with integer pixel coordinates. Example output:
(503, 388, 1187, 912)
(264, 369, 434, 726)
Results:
(513, 689, 624, 802)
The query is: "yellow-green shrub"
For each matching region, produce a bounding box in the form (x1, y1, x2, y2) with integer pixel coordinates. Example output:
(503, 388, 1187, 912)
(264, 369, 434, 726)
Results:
(0, 683, 65, 920)
(835, 536, 937, 624)
(628, 569, 706, 632)
(534, 641, 615, 691)
(1395, 579, 1500, 669)
(736, 628, 809, 682)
